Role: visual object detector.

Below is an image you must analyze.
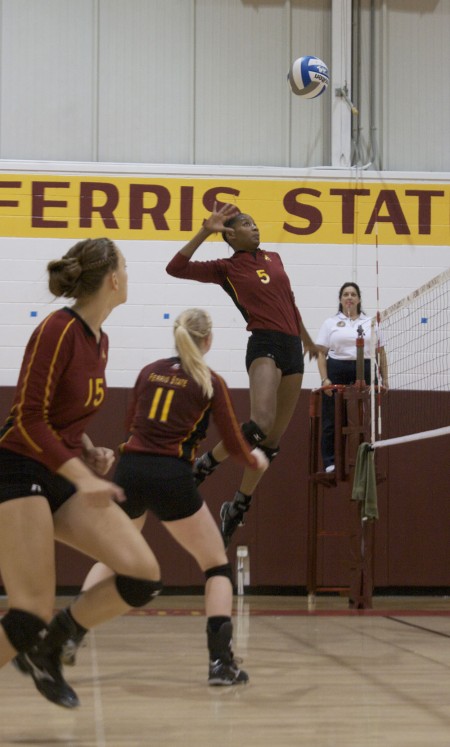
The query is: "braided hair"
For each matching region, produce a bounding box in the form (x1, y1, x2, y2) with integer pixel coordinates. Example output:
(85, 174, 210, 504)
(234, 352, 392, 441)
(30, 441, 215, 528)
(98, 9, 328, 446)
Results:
(47, 238, 119, 299)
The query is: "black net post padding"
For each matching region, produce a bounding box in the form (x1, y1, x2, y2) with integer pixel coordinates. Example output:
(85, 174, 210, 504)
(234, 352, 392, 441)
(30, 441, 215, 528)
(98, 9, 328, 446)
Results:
(306, 390, 322, 598)
(344, 383, 375, 609)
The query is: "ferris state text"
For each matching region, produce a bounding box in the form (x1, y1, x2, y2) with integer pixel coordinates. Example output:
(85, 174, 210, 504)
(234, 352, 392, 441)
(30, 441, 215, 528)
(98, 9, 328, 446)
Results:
(0, 181, 446, 235)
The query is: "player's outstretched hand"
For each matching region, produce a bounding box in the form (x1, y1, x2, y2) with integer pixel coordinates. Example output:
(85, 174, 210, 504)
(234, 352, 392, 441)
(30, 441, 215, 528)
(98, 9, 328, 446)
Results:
(203, 202, 240, 234)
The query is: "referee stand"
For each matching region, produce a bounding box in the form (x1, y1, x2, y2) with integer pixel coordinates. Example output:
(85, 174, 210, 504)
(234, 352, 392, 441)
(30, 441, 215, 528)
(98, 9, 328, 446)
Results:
(307, 330, 385, 610)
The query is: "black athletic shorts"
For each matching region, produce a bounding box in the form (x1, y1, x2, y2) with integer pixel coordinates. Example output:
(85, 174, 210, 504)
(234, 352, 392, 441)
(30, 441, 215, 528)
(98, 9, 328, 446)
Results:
(0, 448, 76, 513)
(245, 329, 304, 376)
(114, 453, 203, 522)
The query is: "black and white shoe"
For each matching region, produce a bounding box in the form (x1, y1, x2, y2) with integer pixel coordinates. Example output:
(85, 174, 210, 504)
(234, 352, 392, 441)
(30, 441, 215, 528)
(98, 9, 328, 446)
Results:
(207, 620, 248, 686)
(13, 649, 79, 708)
(60, 634, 86, 666)
(219, 502, 244, 548)
(220, 491, 252, 548)
(208, 658, 249, 686)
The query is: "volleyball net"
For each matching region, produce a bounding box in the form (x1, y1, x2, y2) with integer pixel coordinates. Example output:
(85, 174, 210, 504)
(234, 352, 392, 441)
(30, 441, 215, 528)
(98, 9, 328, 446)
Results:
(370, 268, 450, 449)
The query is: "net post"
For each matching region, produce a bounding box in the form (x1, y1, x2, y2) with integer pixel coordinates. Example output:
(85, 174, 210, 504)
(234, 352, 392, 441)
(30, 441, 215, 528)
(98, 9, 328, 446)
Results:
(370, 318, 376, 444)
(334, 386, 346, 482)
(306, 390, 322, 606)
(344, 384, 375, 609)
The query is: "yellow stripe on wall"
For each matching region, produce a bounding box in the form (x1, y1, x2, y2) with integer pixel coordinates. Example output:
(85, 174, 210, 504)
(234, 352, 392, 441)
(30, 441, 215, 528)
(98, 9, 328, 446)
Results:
(0, 174, 448, 245)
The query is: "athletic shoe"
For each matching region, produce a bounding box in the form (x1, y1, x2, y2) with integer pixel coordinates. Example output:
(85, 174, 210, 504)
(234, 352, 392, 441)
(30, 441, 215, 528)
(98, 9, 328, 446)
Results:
(11, 654, 29, 675)
(12, 649, 79, 709)
(60, 633, 86, 666)
(193, 452, 218, 486)
(207, 620, 248, 685)
(42, 608, 88, 666)
(208, 658, 249, 686)
(219, 502, 244, 548)
(220, 491, 252, 548)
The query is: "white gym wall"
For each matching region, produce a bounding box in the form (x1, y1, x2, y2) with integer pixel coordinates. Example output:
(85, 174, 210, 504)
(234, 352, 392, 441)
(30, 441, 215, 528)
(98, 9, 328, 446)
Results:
(0, 0, 448, 389)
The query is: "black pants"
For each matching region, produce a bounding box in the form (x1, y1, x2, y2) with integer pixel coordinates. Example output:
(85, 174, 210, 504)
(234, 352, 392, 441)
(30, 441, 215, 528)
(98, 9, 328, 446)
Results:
(321, 358, 371, 469)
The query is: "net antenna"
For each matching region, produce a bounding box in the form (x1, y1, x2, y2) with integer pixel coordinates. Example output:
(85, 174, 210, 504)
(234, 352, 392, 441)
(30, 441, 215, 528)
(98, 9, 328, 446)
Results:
(370, 222, 382, 442)
(370, 267, 450, 450)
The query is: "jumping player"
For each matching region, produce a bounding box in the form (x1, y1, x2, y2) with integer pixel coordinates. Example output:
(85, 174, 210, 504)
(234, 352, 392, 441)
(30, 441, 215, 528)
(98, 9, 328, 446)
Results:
(166, 203, 318, 546)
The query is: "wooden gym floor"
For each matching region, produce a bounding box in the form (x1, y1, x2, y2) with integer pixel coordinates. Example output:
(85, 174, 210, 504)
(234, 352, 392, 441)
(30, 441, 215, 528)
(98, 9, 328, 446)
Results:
(0, 594, 449, 746)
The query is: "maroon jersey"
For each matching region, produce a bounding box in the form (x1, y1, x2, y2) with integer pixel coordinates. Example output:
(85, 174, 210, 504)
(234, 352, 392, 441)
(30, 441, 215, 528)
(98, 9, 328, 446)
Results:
(0, 308, 108, 472)
(166, 249, 302, 336)
(121, 357, 258, 468)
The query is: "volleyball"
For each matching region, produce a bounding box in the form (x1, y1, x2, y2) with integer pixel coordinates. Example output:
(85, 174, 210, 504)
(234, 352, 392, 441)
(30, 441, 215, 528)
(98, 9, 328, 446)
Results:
(288, 56, 329, 99)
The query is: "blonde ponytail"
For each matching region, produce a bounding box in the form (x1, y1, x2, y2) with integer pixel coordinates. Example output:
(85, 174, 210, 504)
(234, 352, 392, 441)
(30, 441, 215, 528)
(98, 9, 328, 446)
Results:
(173, 309, 213, 399)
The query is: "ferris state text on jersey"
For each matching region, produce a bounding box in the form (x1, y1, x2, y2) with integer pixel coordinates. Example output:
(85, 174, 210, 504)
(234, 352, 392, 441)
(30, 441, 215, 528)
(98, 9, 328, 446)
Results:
(121, 356, 254, 468)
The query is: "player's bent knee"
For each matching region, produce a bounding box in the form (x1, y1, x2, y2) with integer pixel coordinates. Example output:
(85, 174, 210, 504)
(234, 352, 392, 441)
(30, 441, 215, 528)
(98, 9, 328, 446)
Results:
(260, 445, 280, 463)
(115, 576, 163, 607)
(205, 563, 233, 584)
(241, 420, 266, 448)
(1, 608, 48, 653)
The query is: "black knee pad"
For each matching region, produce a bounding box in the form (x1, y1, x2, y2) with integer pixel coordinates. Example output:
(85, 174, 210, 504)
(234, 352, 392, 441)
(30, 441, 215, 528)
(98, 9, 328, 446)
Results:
(260, 444, 280, 463)
(205, 563, 233, 584)
(1, 608, 48, 653)
(115, 576, 163, 607)
(241, 420, 266, 448)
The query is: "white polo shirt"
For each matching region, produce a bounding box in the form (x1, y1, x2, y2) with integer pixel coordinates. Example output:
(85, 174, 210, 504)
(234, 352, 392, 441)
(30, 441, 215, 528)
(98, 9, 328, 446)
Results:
(316, 312, 372, 359)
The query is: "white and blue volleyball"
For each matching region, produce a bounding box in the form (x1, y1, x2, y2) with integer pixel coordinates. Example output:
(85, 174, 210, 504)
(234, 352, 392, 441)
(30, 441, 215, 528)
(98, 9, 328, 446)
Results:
(288, 56, 329, 99)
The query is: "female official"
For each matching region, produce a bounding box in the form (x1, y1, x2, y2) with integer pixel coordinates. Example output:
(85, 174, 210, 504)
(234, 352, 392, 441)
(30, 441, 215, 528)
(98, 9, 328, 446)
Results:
(166, 203, 317, 547)
(0, 238, 161, 709)
(58, 308, 267, 685)
(316, 282, 388, 472)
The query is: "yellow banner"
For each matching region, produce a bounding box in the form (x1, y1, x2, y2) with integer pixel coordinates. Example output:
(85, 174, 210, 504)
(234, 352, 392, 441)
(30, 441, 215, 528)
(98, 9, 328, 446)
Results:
(0, 174, 448, 244)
